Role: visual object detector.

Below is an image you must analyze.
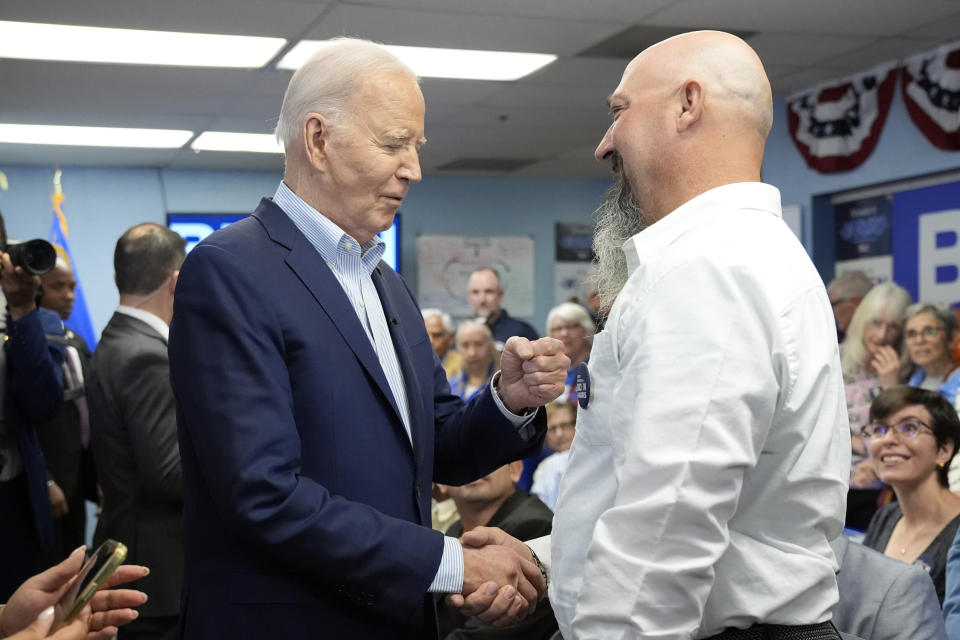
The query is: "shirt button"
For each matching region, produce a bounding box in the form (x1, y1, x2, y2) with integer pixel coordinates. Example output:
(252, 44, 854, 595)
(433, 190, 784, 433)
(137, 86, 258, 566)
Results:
(344, 242, 353, 250)
(359, 301, 365, 308)
(326, 262, 333, 268)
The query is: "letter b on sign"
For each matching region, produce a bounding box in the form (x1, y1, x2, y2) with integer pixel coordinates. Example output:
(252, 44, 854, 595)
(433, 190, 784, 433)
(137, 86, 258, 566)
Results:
(918, 209, 960, 306)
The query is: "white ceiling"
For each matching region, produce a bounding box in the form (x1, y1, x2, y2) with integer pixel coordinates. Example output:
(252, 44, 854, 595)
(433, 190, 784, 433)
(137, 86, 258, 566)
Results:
(1, 0, 959, 177)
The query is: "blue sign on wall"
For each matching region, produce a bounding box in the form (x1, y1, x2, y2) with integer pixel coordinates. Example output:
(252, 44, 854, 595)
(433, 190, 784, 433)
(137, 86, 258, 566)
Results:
(892, 180, 960, 309)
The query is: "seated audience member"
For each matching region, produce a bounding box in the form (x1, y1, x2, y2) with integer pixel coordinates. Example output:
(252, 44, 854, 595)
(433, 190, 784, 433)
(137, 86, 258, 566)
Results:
(423, 308, 462, 381)
(941, 526, 960, 639)
(828, 270, 874, 344)
(545, 302, 594, 405)
(904, 303, 960, 401)
(431, 483, 460, 534)
(467, 267, 538, 349)
(439, 461, 556, 640)
(36, 258, 98, 565)
(0, 211, 64, 601)
(531, 402, 576, 511)
(862, 386, 960, 603)
(0, 545, 148, 640)
(448, 320, 497, 401)
(831, 535, 946, 640)
(842, 282, 912, 529)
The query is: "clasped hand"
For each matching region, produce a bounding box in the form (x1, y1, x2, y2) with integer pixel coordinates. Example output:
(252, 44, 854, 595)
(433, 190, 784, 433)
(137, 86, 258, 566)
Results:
(449, 527, 545, 628)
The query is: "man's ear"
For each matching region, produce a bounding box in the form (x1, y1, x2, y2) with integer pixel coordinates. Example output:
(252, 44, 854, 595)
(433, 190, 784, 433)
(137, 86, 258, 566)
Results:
(302, 113, 330, 172)
(168, 270, 180, 294)
(677, 79, 704, 133)
(508, 460, 524, 484)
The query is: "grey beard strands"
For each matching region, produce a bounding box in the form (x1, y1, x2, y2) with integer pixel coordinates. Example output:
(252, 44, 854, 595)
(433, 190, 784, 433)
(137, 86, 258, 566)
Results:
(590, 157, 647, 312)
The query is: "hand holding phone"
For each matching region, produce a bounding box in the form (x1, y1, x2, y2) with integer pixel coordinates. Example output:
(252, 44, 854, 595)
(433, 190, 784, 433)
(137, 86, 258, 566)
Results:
(50, 540, 128, 634)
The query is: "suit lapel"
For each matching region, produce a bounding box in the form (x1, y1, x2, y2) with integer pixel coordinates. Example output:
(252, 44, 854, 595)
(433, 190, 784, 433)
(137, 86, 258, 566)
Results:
(252, 200, 405, 432)
(372, 266, 428, 463)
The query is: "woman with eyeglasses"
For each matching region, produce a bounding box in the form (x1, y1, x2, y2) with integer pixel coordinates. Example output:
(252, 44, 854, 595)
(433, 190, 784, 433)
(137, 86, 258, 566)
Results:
(861, 386, 960, 603)
(904, 303, 960, 403)
(841, 282, 912, 529)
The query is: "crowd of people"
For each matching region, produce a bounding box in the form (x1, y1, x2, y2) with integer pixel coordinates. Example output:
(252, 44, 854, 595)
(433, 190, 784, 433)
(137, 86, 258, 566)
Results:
(4, 29, 960, 640)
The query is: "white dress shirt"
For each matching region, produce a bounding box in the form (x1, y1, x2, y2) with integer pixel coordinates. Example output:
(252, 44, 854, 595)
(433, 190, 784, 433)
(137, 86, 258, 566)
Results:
(116, 305, 169, 342)
(540, 183, 850, 639)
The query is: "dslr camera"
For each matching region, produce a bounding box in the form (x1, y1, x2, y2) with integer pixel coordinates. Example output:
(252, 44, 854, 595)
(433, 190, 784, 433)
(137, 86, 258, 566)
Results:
(1, 237, 57, 276)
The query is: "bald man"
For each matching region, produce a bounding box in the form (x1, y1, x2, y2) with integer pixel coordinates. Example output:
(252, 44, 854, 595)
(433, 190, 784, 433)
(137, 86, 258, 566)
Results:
(454, 31, 849, 639)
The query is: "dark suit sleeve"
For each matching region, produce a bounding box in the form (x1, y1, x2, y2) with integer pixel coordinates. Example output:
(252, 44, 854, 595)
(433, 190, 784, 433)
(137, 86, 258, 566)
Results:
(171, 244, 446, 619)
(6, 308, 63, 423)
(875, 564, 946, 640)
(118, 345, 181, 502)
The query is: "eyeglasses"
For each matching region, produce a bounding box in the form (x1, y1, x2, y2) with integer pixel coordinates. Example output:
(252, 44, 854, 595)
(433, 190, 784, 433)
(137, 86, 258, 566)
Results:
(547, 421, 576, 434)
(861, 418, 933, 440)
(905, 326, 942, 341)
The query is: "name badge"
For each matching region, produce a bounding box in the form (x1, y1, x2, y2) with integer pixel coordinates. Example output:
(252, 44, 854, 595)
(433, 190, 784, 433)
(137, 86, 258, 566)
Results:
(575, 362, 591, 409)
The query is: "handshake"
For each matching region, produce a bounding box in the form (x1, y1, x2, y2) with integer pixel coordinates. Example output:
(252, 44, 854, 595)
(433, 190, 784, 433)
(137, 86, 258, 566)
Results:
(448, 527, 548, 627)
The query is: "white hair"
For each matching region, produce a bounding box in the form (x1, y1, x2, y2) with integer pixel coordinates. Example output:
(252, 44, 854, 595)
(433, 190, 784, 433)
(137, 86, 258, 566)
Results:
(274, 37, 417, 150)
(422, 308, 454, 334)
(545, 302, 596, 343)
(455, 319, 493, 346)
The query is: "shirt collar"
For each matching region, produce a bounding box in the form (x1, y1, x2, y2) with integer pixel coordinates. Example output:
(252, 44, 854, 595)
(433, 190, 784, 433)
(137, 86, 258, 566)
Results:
(116, 305, 169, 342)
(273, 181, 385, 276)
(623, 182, 781, 276)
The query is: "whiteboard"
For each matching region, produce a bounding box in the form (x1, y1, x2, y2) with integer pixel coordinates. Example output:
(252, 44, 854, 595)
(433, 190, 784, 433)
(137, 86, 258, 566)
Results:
(416, 234, 535, 318)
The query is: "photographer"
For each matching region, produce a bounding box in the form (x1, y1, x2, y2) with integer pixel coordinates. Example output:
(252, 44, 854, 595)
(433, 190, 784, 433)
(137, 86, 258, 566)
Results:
(0, 209, 65, 601)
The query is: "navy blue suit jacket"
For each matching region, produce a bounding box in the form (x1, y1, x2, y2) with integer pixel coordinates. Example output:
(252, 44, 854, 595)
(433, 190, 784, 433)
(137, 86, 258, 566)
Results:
(169, 199, 545, 640)
(6, 308, 64, 551)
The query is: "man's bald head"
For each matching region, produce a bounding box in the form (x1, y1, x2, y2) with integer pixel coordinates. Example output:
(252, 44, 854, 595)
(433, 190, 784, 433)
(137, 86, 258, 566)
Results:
(595, 31, 773, 221)
(629, 30, 772, 140)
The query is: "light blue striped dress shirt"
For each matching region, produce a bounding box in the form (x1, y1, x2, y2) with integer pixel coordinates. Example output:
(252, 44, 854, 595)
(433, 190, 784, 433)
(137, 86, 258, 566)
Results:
(273, 182, 465, 593)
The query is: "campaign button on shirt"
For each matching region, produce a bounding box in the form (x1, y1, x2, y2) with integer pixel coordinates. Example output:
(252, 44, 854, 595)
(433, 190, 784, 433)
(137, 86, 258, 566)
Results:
(575, 362, 591, 409)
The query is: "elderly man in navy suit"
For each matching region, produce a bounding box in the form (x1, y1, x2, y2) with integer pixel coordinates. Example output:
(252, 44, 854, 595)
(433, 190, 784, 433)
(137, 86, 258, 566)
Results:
(169, 38, 567, 640)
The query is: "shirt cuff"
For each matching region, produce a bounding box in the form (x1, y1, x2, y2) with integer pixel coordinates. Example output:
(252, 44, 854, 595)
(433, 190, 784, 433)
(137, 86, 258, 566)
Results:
(427, 536, 464, 593)
(489, 371, 539, 439)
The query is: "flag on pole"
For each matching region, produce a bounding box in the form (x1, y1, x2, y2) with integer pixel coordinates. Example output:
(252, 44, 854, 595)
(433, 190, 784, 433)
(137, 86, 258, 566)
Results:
(48, 188, 97, 349)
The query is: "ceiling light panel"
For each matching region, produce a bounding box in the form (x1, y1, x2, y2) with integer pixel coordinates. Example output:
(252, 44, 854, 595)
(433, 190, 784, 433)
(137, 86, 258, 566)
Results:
(0, 124, 193, 148)
(278, 41, 557, 81)
(191, 132, 283, 154)
(0, 21, 287, 68)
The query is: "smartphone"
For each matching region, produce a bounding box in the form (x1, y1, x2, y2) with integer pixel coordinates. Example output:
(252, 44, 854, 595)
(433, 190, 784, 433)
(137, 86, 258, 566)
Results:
(51, 539, 128, 633)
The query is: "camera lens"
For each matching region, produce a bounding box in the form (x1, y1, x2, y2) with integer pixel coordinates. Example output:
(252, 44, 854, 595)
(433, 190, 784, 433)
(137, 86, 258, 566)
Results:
(8, 239, 56, 275)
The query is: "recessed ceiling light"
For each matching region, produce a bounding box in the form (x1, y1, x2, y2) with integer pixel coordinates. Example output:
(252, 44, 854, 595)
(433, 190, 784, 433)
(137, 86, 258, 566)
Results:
(0, 124, 193, 148)
(191, 132, 283, 154)
(0, 20, 287, 68)
(278, 41, 557, 81)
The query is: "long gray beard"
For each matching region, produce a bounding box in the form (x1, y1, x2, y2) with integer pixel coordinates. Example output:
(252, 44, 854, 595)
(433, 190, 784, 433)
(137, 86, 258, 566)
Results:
(590, 159, 648, 314)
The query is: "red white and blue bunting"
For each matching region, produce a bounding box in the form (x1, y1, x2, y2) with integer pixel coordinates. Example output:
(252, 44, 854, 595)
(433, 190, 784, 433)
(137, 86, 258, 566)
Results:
(902, 40, 960, 151)
(787, 62, 898, 173)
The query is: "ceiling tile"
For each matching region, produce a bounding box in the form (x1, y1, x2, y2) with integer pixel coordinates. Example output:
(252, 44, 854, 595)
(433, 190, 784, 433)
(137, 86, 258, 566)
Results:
(306, 4, 626, 56)
(478, 84, 610, 112)
(903, 12, 960, 40)
(646, 0, 960, 36)
(0, 143, 181, 167)
(524, 57, 628, 89)
(1, 0, 327, 37)
(746, 32, 875, 67)
(338, 0, 676, 24)
(820, 37, 943, 71)
(771, 67, 855, 98)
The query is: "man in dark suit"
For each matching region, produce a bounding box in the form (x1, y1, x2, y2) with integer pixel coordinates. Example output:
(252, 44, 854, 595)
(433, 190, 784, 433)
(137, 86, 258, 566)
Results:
(439, 461, 558, 640)
(467, 267, 539, 349)
(0, 211, 64, 601)
(37, 258, 98, 564)
(168, 38, 567, 640)
(88, 223, 186, 640)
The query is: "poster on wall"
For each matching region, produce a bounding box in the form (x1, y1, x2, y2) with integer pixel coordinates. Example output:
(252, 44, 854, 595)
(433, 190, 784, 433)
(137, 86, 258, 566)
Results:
(892, 180, 960, 309)
(834, 195, 894, 283)
(554, 222, 594, 305)
(416, 234, 534, 318)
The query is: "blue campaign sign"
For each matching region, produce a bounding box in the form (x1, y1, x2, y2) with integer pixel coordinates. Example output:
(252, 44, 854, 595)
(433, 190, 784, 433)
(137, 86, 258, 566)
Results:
(892, 180, 960, 309)
(168, 212, 401, 271)
(834, 195, 892, 261)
